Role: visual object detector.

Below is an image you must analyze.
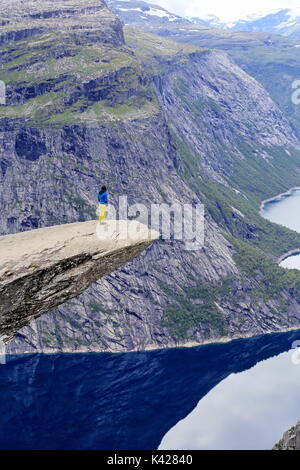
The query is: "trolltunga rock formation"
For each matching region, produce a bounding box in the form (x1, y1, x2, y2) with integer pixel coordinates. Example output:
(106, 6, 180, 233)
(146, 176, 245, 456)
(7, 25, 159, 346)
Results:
(0, 220, 158, 343)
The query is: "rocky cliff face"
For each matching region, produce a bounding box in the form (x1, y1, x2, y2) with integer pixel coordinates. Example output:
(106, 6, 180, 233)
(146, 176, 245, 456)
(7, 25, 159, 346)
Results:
(110, 0, 300, 139)
(2, 1, 300, 353)
(274, 420, 300, 450)
(0, 220, 157, 343)
(1, 0, 124, 47)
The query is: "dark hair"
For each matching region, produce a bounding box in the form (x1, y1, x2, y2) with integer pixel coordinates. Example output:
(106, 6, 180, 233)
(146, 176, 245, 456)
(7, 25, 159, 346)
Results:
(101, 185, 107, 192)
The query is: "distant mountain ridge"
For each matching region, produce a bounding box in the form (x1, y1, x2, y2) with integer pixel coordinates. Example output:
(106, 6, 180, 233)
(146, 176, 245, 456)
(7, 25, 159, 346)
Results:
(108, 1, 300, 38)
(109, 0, 300, 139)
(186, 14, 226, 30)
(106, 0, 186, 26)
(228, 8, 300, 37)
(189, 7, 300, 38)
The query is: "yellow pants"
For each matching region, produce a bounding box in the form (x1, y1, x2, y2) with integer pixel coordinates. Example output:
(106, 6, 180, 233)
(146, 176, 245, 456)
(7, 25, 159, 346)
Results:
(99, 204, 107, 222)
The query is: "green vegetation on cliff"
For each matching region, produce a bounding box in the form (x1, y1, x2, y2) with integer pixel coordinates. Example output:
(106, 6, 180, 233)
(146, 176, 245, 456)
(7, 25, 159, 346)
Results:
(125, 27, 202, 74)
(0, 29, 159, 124)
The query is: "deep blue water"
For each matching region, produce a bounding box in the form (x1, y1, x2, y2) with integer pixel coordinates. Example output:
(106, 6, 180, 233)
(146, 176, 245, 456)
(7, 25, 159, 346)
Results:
(1, 330, 300, 450)
(2, 188, 300, 450)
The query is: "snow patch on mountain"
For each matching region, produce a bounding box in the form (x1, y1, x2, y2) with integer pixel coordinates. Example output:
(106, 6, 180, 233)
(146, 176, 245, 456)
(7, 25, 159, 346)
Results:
(146, 7, 177, 19)
(119, 7, 142, 11)
(222, 8, 300, 37)
(233, 8, 282, 24)
(108, 0, 183, 23)
(274, 8, 300, 31)
(187, 14, 225, 29)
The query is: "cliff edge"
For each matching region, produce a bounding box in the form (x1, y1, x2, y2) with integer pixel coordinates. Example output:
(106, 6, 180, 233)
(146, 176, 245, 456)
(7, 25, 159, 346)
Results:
(274, 420, 300, 450)
(0, 220, 158, 343)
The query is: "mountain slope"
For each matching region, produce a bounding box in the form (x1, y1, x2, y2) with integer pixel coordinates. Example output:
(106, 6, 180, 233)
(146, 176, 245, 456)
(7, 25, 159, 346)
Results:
(274, 419, 300, 450)
(230, 8, 300, 38)
(107, 1, 300, 38)
(186, 8, 300, 38)
(107, 0, 185, 26)
(187, 14, 226, 29)
(3, 1, 300, 353)
(110, 0, 300, 139)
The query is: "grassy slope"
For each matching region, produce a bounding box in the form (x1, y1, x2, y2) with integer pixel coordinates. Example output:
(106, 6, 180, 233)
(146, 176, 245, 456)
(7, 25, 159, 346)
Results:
(0, 31, 159, 125)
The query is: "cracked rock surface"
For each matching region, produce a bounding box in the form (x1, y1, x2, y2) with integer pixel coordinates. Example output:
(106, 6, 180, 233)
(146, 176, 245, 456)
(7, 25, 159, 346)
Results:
(0, 220, 158, 343)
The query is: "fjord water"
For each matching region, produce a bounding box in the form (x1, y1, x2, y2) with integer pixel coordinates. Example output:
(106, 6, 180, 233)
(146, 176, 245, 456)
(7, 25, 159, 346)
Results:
(262, 188, 300, 269)
(2, 190, 300, 450)
(160, 182, 300, 450)
(262, 189, 300, 232)
(1, 330, 300, 450)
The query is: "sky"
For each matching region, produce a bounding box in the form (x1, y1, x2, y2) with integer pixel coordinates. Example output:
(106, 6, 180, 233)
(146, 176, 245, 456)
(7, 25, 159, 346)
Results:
(149, 0, 300, 22)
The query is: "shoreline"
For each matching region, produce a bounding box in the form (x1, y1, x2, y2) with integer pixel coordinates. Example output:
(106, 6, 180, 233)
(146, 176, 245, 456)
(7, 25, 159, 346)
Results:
(278, 248, 300, 264)
(5, 325, 300, 357)
(260, 186, 300, 264)
(259, 186, 300, 216)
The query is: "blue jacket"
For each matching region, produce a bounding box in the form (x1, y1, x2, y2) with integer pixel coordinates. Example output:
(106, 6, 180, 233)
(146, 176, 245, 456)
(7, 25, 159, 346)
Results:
(98, 191, 108, 205)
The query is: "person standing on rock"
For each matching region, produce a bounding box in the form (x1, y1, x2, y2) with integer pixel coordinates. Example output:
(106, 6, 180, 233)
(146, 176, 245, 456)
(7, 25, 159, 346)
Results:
(98, 185, 108, 224)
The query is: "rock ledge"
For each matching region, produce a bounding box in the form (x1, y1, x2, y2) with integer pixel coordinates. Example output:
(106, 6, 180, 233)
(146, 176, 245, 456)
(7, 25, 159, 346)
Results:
(0, 220, 158, 343)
